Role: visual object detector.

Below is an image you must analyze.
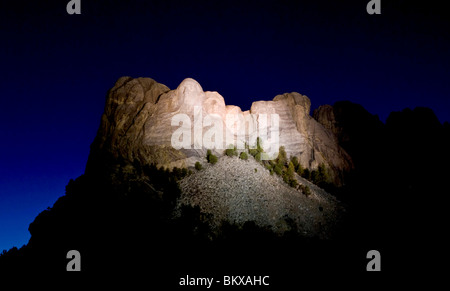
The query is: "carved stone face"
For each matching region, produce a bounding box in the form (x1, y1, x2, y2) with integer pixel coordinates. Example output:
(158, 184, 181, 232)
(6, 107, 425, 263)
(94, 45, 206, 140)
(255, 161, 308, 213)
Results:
(176, 78, 206, 107)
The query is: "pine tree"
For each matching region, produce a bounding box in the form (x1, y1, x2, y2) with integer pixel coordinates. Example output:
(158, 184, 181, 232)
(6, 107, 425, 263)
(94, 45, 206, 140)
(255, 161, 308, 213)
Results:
(256, 137, 264, 153)
(318, 163, 329, 184)
(302, 168, 311, 180)
(239, 151, 248, 160)
(287, 161, 295, 178)
(277, 146, 287, 166)
(225, 145, 238, 157)
(290, 156, 299, 170)
(206, 149, 218, 164)
(287, 161, 298, 187)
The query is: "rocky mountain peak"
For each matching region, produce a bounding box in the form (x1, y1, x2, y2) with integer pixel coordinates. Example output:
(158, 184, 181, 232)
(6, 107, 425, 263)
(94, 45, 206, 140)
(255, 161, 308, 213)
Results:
(87, 77, 353, 185)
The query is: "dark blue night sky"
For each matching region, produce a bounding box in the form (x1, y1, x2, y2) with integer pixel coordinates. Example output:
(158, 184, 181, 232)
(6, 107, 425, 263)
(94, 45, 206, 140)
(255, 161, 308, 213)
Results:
(0, 0, 449, 251)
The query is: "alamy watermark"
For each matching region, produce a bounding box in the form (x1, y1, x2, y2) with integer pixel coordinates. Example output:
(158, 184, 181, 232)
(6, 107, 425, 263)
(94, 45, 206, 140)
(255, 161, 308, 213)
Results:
(367, 0, 381, 15)
(366, 250, 381, 271)
(171, 106, 280, 160)
(67, 1, 381, 16)
(66, 0, 81, 15)
(66, 250, 81, 271)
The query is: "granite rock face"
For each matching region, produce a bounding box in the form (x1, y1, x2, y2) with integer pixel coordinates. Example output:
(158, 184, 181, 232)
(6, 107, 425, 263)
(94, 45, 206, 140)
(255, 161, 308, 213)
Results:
(313, 101, 386, 171)
(252, 93, 353, 184)
(87, 77, 353, 184)
(312, 104, 337, 134)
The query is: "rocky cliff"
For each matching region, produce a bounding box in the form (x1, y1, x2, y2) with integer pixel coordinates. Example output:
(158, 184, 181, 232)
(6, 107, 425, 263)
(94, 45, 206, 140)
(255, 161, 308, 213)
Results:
(313, 101, 385, 171)
(87, 77, 353, 185)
